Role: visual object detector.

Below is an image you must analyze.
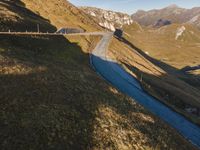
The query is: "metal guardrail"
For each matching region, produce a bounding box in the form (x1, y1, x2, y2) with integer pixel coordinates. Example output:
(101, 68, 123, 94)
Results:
(0, 31, 107, 36)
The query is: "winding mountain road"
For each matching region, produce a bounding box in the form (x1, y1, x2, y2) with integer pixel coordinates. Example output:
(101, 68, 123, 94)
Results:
(90, 32, 200, 148)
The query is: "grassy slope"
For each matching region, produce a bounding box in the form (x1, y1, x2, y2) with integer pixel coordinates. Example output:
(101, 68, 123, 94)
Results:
(0, 0, 102, 32)
(123, 23, 200, 90)
(0, 0, 57, 32)
(114, 23, 200, 124)
(21, 0, 102, 32)
(0, 34, 197, 150)
(123, 23, 200, 69)
(123, 24, 200, 91)
(109, 37, 200, 124)
(0, 1, 198, 150)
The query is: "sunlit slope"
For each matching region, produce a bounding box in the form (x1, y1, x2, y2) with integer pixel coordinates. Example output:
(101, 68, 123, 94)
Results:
(0, 0, 102, 32)
(0, 0, 56, 32)
(120, 23, 200, 124)
(123, 23, 200, 69)
(21, 0, 102, 31)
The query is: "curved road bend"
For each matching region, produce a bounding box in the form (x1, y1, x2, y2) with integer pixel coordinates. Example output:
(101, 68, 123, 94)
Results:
(90, 32, 200, 148)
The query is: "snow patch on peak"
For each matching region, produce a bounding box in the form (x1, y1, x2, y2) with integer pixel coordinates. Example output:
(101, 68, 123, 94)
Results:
(175, 26, 186, 40)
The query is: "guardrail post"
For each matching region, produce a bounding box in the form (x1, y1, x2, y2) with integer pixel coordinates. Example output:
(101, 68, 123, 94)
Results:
(37, 24, 40, 33)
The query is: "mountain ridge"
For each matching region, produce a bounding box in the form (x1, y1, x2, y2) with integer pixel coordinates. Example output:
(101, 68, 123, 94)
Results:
(131, 5, 200, 28)
(80, 5, 200, 29)
(80, 6, 133, 31)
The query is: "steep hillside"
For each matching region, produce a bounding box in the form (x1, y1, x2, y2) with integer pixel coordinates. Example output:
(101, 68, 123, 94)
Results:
(132, 5, 200, 28)
(21, 0, 102, 32)
(0, 1, 198, 149)
(0, 0, 56, 32)
(124, 23, 200, 68)
(122, 23, 200, 123)
(123, 22, 144, 33)
(81, 7, 133, 31)
(0, 0, 102, 32)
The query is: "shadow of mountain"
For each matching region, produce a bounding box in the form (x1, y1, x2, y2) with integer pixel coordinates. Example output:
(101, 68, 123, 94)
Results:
(6, 0, 26, 7)
(0, 32, 97, 149)
(0, 0, 56, 32)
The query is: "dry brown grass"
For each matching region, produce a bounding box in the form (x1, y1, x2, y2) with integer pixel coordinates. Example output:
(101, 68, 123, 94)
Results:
(0, 0, 102, 32)
(123, 24, 200, 69)
(120, 23, 200, 122)
(0, 0, 56, 32)
(21, 0, 102, 31)
(0, 33, 197, 150)
(108, 37, 200, 125)
(0, 1, 198, 149)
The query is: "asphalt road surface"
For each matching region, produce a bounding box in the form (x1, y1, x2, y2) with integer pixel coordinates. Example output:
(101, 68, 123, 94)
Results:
(90, 32, 200, 148)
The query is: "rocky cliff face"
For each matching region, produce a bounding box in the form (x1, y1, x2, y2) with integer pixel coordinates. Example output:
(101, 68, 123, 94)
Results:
(81, 7, 133, 31)
(131, 5, 200, 28)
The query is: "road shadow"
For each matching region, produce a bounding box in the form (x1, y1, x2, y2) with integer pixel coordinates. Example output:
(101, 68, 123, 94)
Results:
(180, 65, 200, 88)
(119, 37, 181, 75)
(119, 37, 200, 89)
(181, 65, 200, 72)
(6, 0, 26, 7)
(113, 37, 200, 123)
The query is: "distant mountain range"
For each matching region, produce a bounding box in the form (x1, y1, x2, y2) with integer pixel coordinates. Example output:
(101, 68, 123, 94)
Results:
(81, 5, 200, 30)
(131, 4, 200, 28)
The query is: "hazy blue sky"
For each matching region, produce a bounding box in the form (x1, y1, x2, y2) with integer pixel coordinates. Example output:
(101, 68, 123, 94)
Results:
(69, 0, 200, 14)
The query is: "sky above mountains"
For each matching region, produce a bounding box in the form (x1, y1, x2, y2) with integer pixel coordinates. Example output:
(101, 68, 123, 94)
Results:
(69, 0, 200, 14)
